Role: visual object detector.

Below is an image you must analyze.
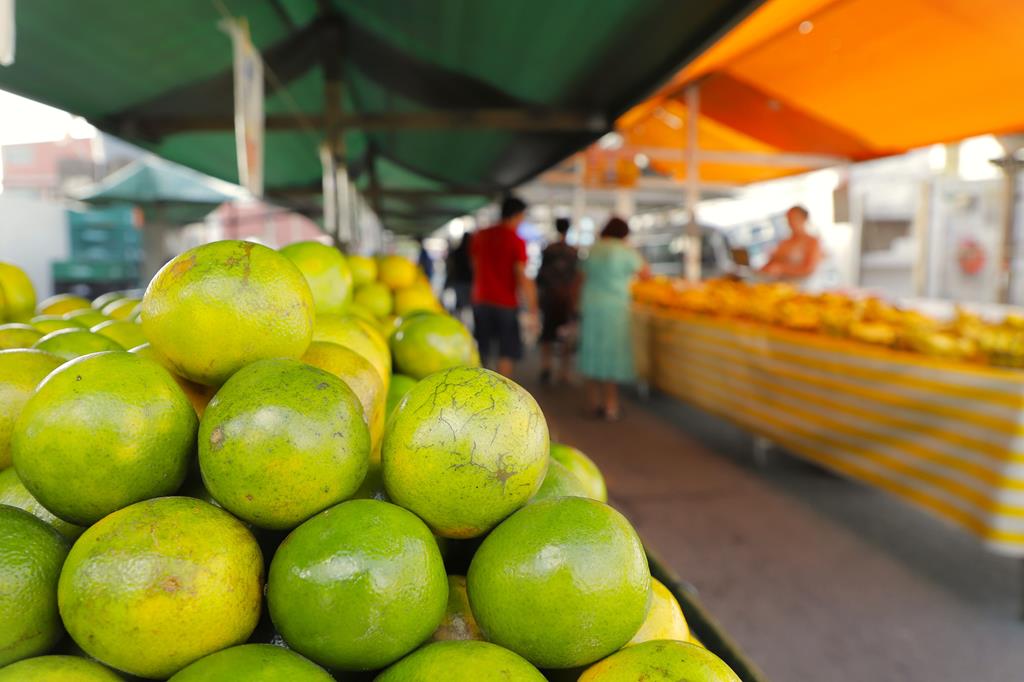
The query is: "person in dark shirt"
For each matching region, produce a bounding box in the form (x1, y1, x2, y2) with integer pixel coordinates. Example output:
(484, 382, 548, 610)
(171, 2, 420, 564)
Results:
(445, 232, 473, 321)
(536, 217, 579, 385)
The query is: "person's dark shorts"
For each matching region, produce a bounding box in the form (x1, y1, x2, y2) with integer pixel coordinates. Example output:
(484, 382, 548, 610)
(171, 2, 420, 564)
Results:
(540, 297, 573, 343)
(473, 304, 522, 360)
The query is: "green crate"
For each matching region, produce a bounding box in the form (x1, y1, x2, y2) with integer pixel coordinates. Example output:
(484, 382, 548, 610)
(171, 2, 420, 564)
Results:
(52, 260, 139, 283)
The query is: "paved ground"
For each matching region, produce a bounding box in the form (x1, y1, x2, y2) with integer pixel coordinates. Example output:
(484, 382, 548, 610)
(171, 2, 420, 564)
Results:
(516, 366, 1024, 682)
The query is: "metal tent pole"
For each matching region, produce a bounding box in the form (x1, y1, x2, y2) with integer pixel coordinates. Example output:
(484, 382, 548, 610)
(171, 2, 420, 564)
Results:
(684, 84, 701, 282)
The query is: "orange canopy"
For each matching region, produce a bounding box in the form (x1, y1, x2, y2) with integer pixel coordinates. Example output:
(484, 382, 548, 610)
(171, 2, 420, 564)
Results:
(615, 0, 1024, 185)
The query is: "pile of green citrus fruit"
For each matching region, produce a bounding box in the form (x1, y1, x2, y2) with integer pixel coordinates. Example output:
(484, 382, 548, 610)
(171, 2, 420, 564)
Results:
(0, 246, 740, 681)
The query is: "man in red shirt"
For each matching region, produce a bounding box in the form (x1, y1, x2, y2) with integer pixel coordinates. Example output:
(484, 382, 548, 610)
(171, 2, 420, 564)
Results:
(471, 195, 538, 378)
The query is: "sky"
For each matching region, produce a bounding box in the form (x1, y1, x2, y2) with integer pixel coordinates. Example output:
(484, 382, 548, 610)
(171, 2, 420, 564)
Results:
(0, 88, 96, 145)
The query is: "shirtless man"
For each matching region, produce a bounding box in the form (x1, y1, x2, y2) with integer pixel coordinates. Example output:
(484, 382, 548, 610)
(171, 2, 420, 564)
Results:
(761, 205, 821, 281)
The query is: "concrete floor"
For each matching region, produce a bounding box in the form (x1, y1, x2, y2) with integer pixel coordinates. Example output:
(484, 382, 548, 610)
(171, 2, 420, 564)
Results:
(519, 370, 1024, 682)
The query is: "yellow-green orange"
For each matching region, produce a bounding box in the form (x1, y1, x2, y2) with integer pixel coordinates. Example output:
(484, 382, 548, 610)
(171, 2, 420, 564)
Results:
(0, 468, 83, 540)
(92, 291, 128, 310)
(101, 297, 141, 320)
(129, 343, 215, 416)
(169, 644, 333, 682)
(347, 301, 378, 325)
(199, 359, 369, 530)
(32, 328, 123, 360)
(578, 640, 740, 682)
(467, 497, 650, 668)
(142, 240, 315, 385)
(394, 285, 441, 317)
(302, 341, 385, 452)
(378, 255, 417, 289)
(390, 314, 477, 380)
(0, 263, 36, 321)
(383, 367, 548, 538)
(551, 443, 607, 502)
(37, 294, 90, 316)
(30, 315, 82, 334)
(92, 319, 146, 349)
(268, 499, 447, 671)
(0, 349, 62, 468)
(532, 458, 591, 502)
(280, 241, 353, 315)
(0, 506, 69, 666)
(377, 641, 545, 682)
(379, 313, 400, 339)
(431, 575, 483, 642)
(354, 281, 393, 317)
(59, 497, 263, 678)
(0, 323, 42, 349)
(313, 313, 391, 386)
(13, 352, 197, 525)
(628, 578, 690, 646)
(348, 254, 377, 285)
(386, 374, 418, 419)
(0, 655, 124, 681)
(65, 308, 110, 328)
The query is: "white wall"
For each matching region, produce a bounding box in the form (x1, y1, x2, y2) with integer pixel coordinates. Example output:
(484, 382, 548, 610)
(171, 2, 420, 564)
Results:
(0, 194, 69, 299)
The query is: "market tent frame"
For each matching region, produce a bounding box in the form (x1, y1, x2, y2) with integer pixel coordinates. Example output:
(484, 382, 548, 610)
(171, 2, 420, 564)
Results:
(0, 0, 763, 237)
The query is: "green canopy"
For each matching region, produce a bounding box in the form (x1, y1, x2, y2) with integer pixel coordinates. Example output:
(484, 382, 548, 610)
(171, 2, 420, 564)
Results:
(0, 0, 760, 233)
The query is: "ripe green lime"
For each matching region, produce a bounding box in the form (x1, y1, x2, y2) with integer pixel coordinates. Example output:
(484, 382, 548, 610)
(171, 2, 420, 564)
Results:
(168, 644, 333, 682)
(0, 505, 69, 666)
(382, 367, 549, 538)
(13, 352, 197, 525)
(65, 308, 111, 328)
(268, 499, 447, 671)
(354, 281, 394, 317)
(37, 294, 90, 316)
(550, 443, 607, 502)
(30, 315, 83, 334)
(0, 655, 123, 681)
(33, 328, 124, 360)
(0, 263, 37, 322)
(531, 458, 591, 502)
(0, 349, 62, 469)
(467, 497, 650, 668)
(390, 314, 477, 379)
(348, 255, 378, 286)
(378, 641, 545, 682)
(0, 323, 43, 349)
(578, 640, 740, 681)
(431, 575, 484, 642)
(91, 319, 146, 350)
(199, 359, 369, 530)
(386, 374, 418, 419)
(302, 340, 386, 454)
(312, 313, 391, 386)
(0, 468, 83, 540)
(627, 578, 690, 646)
(59, 497, 264, 678)
(142, 240, 315, 385)
(279, 241, 354, 315)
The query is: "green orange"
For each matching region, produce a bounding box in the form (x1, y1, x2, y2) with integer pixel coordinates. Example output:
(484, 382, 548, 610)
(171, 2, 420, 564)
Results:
(0, 323, 43, 349)
(33, 328, 123, 360)
(92, 319, 146, 349)
(280, 240, 353, 315)
(268, 499, 447, 670)
(59, 497, 264, 678)
(578, 640, 740, 682)
(13, 351, 197, 525)
(354, 281, 394, 317)
(199, 359, 369, 530)
(30, 315, 83, 334)
(0, 505, 69, 666)
(142, 240, 315, 385)
(0, 349, 63, 468)
(301, 340, 386, 452)
(65, 308, 111, 328)
(92, 291, 128, 310)
(467, 497, 650, 668)
(313, 313, 391, 385)
(391, 313, 477, 379)
(627, 578, 690, 646)
(431, 575, 484, 642)
(377, 641, 545, 682)
(0, 655, 124, 681)
(0, 468, 83, 540)
(37, 294, 90, 316)
(386, 374, 418, 419)
(550, 443, 607, 502)
(393, 285, 441, 317)
(532, 458, 591, 502)
(169, 644, 333, 682)
(383, 367, 549, 538)
(0, 263, 37, 321)
(129, 343, 216, 416)
(348, 254, 378, 286)
(101, 297, 141, 320)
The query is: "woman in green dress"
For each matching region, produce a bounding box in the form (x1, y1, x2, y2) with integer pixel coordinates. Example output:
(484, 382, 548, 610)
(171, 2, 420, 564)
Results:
(577, 217, 649, 420)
